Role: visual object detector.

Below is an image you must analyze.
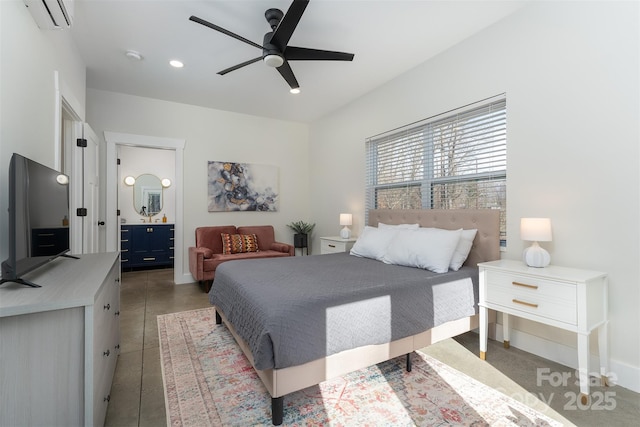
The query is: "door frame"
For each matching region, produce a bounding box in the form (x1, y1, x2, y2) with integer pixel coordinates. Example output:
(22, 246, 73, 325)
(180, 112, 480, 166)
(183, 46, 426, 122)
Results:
(104, 132, 186, 285)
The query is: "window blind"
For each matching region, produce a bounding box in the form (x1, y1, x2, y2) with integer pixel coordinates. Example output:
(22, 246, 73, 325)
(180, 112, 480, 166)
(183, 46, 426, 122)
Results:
(365, 95, 507, 243)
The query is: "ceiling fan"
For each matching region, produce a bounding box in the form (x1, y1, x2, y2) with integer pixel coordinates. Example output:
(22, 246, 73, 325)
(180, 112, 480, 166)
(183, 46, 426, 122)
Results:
(189, 0, 354, 93)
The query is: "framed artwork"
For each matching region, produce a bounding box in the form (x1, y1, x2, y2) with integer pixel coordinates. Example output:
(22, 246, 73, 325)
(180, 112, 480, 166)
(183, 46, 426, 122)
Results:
(207, 161, 279, 212)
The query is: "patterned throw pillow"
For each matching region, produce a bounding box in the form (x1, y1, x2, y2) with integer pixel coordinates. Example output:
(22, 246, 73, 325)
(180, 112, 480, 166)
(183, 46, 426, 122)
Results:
(221, 233, 259, 254)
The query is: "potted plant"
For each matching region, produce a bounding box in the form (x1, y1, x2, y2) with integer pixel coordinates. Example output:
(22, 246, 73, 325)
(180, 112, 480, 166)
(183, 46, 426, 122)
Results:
(287, 220, 315, 250)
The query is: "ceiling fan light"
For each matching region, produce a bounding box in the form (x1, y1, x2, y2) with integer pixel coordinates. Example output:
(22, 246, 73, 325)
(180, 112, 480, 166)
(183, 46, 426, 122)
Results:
(290, 88, 300, 94)
(264, 54, 284, 68)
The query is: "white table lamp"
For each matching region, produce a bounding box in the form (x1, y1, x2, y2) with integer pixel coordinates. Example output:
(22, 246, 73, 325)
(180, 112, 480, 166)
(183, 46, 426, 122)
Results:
(520, 218, 552, 267)
(339, 213, 352, 239)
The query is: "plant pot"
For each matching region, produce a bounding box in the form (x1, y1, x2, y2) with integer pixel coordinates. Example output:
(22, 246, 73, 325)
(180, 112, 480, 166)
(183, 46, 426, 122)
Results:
(293, 233, 308, 248)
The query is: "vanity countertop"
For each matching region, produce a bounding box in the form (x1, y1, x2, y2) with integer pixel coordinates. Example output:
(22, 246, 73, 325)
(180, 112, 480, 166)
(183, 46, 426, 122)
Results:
(120, 221, 174, 225)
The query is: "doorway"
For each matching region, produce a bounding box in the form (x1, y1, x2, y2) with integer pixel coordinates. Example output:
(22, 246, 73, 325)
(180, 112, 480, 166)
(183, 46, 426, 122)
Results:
(104, 132, 185, 285)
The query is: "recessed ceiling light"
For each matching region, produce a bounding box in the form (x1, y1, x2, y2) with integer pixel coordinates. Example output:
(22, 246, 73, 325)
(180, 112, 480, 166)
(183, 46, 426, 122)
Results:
(169, 60, 184, 68)
(125, 50, 143, 61)
(290, 88, 300, 94)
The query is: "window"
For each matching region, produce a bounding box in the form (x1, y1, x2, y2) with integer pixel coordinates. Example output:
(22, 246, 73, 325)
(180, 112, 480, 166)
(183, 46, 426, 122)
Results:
(366, 95, 507, 244)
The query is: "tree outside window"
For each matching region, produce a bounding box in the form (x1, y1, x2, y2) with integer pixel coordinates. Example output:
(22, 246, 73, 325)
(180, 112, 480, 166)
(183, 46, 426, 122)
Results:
(366, 97, 507, 245)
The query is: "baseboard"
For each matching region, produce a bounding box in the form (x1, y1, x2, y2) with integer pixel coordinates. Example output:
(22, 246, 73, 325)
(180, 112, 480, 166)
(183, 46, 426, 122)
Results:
(176, 272, 195, 285)
(490, 327, 640, 393)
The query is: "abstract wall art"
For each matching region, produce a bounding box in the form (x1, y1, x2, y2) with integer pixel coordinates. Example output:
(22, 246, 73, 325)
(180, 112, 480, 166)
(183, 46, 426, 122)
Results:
(207, 161, 279, 212)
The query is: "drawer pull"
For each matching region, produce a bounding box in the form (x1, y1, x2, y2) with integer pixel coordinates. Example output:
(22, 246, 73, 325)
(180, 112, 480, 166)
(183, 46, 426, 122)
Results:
(328, 244, 336, 248)
(512, 299, 538, 308)
(143, 257, 156, 261)
(38, 233, 55, 237)
(512, 281, 538, 290)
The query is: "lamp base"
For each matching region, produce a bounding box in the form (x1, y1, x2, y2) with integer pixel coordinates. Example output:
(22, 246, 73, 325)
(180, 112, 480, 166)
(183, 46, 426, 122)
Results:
(523, 241, 550, 267)
(340, 226, 351, 239)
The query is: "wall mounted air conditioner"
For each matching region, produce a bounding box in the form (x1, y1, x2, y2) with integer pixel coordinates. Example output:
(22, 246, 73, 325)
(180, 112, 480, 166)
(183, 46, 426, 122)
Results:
(24, 0, 74, 30)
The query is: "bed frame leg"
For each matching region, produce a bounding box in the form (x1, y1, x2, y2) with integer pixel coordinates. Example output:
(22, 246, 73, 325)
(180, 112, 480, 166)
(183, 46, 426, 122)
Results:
(406, 353, 412, 372)
(215, 310, 222, 325)
(272, 396, 283, 425)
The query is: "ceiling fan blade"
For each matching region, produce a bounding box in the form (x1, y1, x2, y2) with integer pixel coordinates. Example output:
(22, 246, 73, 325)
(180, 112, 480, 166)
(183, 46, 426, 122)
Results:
(276, 61, 300, 90)
(285, 46, 354, 62)
(218, 56, 263, 75)
(270, 0, 309, 51)
(189, 15, 263, 50)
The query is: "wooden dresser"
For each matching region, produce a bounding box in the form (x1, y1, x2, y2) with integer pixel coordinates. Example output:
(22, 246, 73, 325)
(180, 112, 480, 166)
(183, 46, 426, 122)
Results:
(0, 252, 120, 426)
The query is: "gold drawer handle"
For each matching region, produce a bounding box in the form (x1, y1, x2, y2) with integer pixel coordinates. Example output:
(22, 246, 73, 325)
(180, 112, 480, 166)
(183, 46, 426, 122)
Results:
(512, 281, 538, 290)
(513, 299, 538, 308)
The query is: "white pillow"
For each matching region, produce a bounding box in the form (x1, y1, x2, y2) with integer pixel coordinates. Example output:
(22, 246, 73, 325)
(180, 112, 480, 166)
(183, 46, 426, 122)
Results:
(349, 226, 398, 260)
(382, 228, 462, 273)
(449, 229, 478, 271)
(378, 222, 420, 230)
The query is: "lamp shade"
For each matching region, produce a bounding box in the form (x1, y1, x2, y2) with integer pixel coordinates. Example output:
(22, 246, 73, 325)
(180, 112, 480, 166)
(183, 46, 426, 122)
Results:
(339, 213, 353, 226)
(520, 218, 552, 242)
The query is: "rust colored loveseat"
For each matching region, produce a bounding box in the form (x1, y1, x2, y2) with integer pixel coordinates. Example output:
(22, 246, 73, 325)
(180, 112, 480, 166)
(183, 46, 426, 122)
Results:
(189, 225, 294, 292)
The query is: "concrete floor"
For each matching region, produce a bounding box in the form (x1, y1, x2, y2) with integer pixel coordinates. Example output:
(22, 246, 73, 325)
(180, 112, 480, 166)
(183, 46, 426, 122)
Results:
(105, 268, 639, 426)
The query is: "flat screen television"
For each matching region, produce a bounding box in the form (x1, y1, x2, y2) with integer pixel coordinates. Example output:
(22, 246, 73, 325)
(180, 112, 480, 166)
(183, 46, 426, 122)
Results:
(1, 153, 73, 287)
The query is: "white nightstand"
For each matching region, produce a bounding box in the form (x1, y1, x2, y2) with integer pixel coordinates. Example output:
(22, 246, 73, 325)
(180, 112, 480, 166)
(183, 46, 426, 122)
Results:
(478, 259, 608, 404)
(320, 236, 357, 254)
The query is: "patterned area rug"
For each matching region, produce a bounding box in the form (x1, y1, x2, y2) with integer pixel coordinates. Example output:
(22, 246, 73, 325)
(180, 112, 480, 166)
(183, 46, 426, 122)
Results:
(158, 307, 561, 426)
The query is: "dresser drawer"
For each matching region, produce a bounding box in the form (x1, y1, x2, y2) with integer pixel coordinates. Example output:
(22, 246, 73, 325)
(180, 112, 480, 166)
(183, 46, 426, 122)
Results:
(484, 271, 577, 325)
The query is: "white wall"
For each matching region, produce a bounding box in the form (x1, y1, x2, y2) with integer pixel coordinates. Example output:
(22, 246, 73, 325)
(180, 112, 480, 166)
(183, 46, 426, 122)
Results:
(118, 146, 176, 224)
(308, 1, 639, 391)
(0, 0, 86, 263)
(86, 89, 310, 283)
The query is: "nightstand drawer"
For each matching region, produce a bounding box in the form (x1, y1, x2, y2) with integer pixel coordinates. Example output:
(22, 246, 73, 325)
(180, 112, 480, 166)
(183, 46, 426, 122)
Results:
(321, 239, 349, 254)
(486, 271, 576, 302)
(320, 237, 357, 254)
(484, 271, 576, 324)
(485, 286, 577, 325)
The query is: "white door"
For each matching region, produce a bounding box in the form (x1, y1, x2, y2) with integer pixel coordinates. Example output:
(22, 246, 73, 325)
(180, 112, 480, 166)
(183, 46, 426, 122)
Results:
(69, 122, 100, 254)
(83, 124, 100, 253)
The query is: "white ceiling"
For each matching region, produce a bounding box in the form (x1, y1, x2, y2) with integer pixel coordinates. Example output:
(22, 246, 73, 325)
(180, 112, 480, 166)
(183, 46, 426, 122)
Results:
(70, 0, 528, 123)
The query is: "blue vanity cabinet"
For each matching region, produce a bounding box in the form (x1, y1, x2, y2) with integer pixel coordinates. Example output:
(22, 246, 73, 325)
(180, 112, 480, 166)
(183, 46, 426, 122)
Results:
(120, 224, 174, 269)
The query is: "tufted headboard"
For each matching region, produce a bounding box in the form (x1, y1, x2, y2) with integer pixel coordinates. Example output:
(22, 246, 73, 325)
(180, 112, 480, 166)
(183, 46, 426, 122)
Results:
(368, 209, 501, 267)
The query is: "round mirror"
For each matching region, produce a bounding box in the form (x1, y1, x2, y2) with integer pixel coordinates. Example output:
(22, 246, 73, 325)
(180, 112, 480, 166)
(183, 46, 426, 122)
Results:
(134, 174, 163, 217)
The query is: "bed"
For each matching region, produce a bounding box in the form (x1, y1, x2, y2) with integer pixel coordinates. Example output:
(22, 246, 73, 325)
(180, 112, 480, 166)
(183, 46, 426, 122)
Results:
(209, 209, 500, 425)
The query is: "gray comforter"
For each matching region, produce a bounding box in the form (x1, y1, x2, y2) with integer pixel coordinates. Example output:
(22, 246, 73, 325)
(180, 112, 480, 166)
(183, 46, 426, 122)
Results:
(209, 253, 478, 370)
